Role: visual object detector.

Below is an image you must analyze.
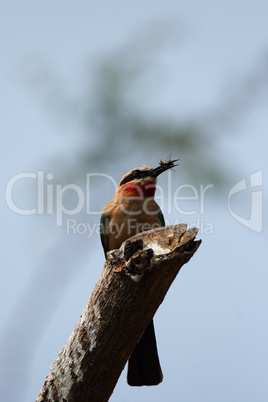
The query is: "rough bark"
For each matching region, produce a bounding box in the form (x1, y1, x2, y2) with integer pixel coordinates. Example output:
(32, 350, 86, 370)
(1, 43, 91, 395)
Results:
(36, 224, 201, 402)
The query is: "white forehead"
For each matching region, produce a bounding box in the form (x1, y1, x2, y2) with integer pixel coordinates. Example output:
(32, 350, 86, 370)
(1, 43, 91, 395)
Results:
(125, 165, 153, 177)
(131, 165, 152, 173)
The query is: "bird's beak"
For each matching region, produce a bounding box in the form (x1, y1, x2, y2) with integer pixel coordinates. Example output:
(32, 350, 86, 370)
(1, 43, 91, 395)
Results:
(149, 159, 180, 178)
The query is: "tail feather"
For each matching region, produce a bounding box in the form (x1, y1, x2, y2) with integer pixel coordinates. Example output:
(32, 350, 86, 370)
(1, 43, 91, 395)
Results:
(127, 320, 163, 386)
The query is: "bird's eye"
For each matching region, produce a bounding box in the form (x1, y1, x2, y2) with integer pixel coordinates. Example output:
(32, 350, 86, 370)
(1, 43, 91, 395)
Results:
(132, 170, 141, 178)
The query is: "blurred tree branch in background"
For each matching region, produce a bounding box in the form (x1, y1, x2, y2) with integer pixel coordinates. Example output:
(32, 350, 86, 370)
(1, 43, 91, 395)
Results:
(26, 30, 268, 191)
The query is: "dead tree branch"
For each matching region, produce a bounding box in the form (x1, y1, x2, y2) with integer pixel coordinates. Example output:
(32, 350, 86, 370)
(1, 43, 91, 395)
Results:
(36, 224, 201, 402)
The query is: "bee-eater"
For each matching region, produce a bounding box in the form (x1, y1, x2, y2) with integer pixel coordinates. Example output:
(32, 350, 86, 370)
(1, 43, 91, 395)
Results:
(100, 159, 178, 386)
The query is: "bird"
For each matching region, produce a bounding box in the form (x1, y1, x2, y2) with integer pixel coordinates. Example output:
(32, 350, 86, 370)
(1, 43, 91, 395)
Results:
(100, 158, 179, 386)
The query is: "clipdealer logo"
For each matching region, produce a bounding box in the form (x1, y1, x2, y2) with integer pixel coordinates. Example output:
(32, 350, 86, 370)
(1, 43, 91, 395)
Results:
(228, 170, 263, 232)
(5, 172, 118, 226)
(5, 170, 263, 234)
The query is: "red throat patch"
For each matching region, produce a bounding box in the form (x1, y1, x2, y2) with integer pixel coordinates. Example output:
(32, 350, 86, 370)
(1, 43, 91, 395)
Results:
(121, 179, 156, 198)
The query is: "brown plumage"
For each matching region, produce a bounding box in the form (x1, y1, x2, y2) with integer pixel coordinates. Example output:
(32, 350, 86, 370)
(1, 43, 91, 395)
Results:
(100, 160, 178, 386)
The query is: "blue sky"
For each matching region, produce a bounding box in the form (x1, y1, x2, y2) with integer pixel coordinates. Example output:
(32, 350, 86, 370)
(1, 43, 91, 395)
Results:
(1, 1, 268, 401)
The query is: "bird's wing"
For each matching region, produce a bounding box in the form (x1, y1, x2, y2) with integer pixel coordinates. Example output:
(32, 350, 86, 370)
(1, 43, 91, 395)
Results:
(157, 208, 165, 227)
(100, 213, 110, 258)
